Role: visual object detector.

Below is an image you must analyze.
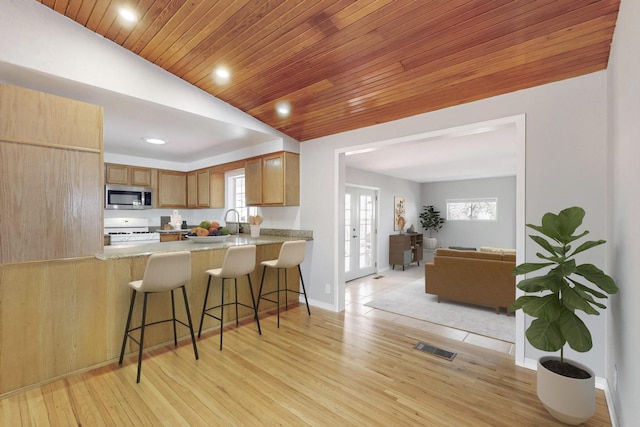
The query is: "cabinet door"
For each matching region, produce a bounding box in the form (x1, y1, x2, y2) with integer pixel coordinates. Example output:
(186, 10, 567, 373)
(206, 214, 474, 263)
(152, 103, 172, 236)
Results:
(245, 158, 262, 205)
(130, 167, 152, 187)
(186, 172, 197, 208)
(105, 163, 128, 185)
(263, 153, 284, 205)
(158, 170, 187, 207)
(209, 172, 225, 208)
(197, 169, 210, 207)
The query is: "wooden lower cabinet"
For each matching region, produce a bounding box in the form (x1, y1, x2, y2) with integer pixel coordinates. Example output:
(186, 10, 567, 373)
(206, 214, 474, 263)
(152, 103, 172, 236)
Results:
(159, 233, 185, 242)
(0, 243, 298, 395)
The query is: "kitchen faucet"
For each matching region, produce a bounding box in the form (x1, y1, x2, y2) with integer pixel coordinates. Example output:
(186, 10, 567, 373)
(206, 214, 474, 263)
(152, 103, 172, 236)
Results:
(224, 209, 240, 234)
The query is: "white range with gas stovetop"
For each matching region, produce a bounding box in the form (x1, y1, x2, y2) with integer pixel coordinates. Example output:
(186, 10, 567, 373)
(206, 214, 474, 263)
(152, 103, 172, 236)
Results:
(104, 217, 160, 246)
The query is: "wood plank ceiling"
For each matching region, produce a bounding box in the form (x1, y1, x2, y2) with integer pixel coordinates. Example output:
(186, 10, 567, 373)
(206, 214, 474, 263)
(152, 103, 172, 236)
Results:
(38, 0, 620, 142)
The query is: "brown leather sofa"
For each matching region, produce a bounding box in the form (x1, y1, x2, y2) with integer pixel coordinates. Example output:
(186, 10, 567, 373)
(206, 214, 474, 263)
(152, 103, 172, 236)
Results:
(425, 248, 516, 314)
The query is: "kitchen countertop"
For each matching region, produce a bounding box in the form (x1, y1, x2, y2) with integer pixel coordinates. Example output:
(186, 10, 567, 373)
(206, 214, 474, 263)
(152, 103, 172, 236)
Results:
(96, 233, 312, 260)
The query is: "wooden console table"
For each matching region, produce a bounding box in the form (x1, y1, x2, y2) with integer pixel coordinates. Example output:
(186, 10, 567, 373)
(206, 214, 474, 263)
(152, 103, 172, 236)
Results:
(389, 233, 423, 270)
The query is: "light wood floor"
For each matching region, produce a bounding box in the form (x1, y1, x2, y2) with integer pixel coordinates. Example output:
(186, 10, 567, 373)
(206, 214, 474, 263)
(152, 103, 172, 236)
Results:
(1, 268, 611, 426)
(345, 266, 516, 355)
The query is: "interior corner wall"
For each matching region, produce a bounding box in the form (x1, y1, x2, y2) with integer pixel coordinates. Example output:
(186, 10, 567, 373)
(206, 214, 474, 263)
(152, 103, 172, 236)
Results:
(300, 70, 609, 375)
(346, 167, 422, 273)
(421, 176, 516, 250)
(606, 0, 640, 424)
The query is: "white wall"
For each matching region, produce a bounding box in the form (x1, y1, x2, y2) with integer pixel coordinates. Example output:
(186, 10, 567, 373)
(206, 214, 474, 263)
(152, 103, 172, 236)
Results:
(300, 71, 609, 376)
(607, 0, 640, 424)
(346, 167, 422, 273)
(421, 176, 516, 250)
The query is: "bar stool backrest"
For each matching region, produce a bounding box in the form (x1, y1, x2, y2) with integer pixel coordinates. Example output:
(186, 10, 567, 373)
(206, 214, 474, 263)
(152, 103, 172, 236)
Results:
(140, 251, 192, 292)
(218, 245, 256, 277)
(274, 240, 306, 269)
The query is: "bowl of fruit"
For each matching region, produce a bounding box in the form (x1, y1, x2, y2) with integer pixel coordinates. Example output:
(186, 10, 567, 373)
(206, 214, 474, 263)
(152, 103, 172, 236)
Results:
(185, 221, 231, 243)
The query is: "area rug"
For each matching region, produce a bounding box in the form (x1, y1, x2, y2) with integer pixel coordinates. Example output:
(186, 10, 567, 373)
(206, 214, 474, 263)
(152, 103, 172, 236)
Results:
(365, 278, 515, 342)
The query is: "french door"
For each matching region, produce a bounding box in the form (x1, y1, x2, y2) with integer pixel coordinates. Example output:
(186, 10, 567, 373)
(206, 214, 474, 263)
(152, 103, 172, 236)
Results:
(345, 186, 377, 281)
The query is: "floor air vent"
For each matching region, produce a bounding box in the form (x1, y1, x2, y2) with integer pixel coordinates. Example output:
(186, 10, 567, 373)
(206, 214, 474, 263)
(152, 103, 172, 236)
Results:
(415, 342, 457, 361)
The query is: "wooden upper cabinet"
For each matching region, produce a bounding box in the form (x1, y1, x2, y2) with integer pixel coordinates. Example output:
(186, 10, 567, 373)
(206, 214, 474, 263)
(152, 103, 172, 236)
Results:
(197, 169, 211, 208)
(209, 172, 224, 208)
(186, 169, 225, 209)
(0, 84, 103, 264)
(245, 152, 299, 206)
(105, 163, 152, 187)
(245, 157, 263, 205)
(158, 170, 187, 207)
(130, 167, 152, 186)
(187, 171, 197, 208)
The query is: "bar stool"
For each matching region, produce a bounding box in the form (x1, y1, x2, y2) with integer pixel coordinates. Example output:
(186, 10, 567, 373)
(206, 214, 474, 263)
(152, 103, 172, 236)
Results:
(119, 251, 199, 383)
(257, 240, 311, 327)
(198, 245, 261, 350)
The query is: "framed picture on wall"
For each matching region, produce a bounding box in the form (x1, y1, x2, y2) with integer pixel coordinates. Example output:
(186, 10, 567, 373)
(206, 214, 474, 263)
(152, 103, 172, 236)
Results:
(394, 196, 406, 231)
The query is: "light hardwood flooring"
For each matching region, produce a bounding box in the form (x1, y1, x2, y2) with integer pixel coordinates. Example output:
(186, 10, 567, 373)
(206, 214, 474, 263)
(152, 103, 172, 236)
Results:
(345, 266, 515, 355)
(1, 270, 611, 426)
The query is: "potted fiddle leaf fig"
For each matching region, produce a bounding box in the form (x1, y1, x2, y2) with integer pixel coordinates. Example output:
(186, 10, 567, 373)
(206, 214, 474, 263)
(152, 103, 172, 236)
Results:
(419, 205, 445, 250)
(509, 206, 618, 425)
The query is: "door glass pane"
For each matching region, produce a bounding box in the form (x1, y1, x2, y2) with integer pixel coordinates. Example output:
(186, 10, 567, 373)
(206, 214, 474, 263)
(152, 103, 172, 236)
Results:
(359, 194, 373, 268)
(345, 194, 351, 273)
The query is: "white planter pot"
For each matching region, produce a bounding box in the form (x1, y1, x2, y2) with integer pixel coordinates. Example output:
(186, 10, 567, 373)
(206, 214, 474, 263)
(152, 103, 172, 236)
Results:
(537, 356, 595, 425)
(425, 237, 438, 250)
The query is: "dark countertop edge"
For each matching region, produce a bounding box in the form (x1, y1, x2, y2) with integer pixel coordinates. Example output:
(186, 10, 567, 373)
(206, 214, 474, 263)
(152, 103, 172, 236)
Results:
(96, 234, 313, 261)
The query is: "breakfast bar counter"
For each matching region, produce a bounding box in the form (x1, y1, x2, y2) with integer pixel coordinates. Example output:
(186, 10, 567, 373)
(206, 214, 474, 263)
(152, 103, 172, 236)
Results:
(96, 233, 312, 260)
(0, 230, 312, 397)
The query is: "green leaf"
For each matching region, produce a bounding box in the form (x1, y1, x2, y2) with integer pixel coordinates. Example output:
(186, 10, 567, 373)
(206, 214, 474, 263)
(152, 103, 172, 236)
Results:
(569, 281, 607, 310)
(556, 207, 586, 240)
(536, 252, 564, 264)
(513, 262, 553, 276)
(570, 239, 606, 257)
(509, 295, 539, 313)
(575, 264, 619, 294)
(527, 221, 559, 242)
(558, 309, 593, 352)
(520, 294, 561, 320)
(558, 258, 577, 277)
(526, 318, 564, 352)
(561, 280, 600, 315)
(516, 275, 562, 293)
(529, 235, 557, 255)
(569, 277, 607, 300)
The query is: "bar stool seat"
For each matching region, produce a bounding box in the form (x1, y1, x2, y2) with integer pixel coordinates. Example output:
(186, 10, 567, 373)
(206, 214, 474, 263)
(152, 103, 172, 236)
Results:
(257, 240, 311, 327)
(198, 245, 261, 350)
(119, 251, 199, 383)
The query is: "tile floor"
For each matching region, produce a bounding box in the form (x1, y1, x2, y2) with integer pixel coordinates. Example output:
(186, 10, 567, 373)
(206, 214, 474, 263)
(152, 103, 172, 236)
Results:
(344, 264, 515, 356)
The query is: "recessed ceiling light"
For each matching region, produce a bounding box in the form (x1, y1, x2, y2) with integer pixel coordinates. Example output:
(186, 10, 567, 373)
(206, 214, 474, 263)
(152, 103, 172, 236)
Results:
(275, 100, 291, 118)
(144, 138, 166, 145)
(119, 8, 137, 23)
(213, 66, 231, 84)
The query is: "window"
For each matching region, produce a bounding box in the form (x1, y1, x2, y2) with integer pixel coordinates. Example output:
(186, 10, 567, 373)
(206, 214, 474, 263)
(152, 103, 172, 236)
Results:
(446, 198, 497, 221)
(225, 169, 256, 222)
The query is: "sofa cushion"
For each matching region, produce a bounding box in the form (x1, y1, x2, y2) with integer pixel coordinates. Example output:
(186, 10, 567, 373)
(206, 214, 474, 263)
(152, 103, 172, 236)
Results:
(480, 246, 517, 255)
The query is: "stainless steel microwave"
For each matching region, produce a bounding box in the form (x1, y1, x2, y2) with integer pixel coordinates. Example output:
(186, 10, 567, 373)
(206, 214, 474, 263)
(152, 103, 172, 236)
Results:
(105, 184, 153, 210)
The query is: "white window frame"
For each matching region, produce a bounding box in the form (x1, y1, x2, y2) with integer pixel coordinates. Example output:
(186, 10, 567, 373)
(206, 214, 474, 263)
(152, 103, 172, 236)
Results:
(225, 169, 256, 222)
(446, 197, 498, 221)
